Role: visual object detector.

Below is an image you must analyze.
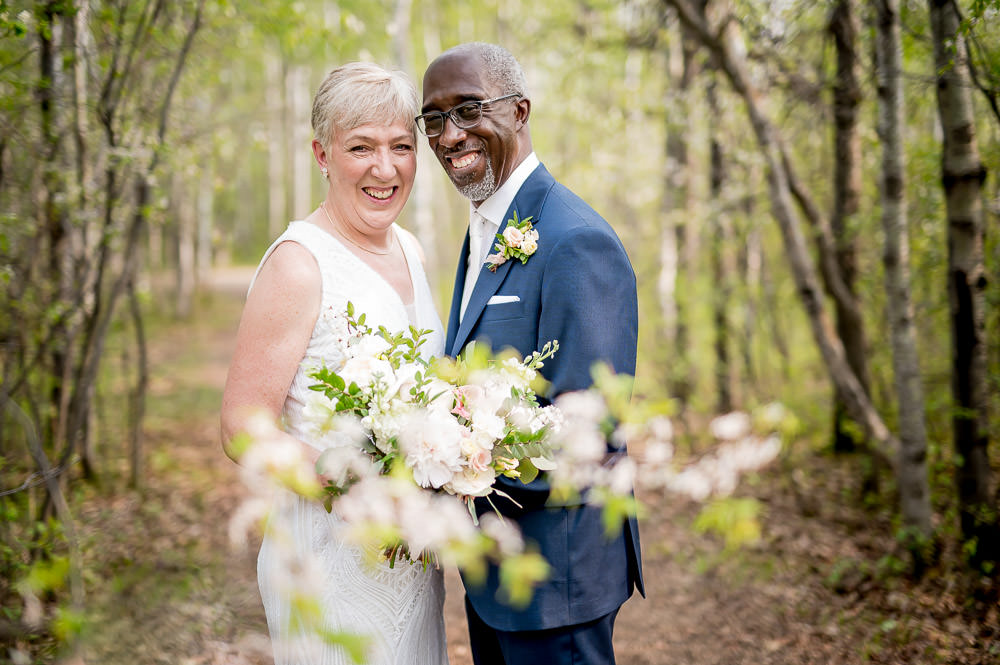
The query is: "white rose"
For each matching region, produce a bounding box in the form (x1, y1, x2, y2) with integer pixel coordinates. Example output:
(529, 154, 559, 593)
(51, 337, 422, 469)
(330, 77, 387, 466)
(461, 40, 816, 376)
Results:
(387, 362, 422, 401)
(446, 465, 496, 497)
(520, 237, 537, 255)
(348, 333, 391, 359)
(338, 355, 394, 391)
(423, 377, 457, 412)
(469, 408, 506, 441)
(502, 226, 524, 248)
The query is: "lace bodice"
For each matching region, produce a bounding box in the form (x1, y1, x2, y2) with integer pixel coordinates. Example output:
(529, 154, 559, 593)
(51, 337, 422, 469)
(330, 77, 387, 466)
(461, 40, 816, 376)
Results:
(251, 220, 448, 665)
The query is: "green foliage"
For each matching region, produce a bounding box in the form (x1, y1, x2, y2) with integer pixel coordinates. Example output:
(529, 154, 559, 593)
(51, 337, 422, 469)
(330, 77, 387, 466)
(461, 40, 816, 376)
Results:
(693, 497, 763, 551)
(497, 551, 551, 609)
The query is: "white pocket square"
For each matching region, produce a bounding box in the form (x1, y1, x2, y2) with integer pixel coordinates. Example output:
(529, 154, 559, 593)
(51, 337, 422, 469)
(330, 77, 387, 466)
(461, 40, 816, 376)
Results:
(487, 295, 521, 305)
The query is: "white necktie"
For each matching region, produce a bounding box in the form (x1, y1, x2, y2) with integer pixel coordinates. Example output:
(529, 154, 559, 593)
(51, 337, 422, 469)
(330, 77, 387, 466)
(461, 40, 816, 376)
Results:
(460, 212, 490, 321)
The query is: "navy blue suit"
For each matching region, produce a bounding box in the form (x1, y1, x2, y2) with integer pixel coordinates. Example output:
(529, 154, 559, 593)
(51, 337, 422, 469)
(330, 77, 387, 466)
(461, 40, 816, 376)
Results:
(446, 164, 643, 658)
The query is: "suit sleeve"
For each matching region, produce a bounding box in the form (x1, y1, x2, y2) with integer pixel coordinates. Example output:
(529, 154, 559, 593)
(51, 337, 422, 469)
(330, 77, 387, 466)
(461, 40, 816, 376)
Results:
(486, 223, 638, 515)
(537, 224, 638, 397)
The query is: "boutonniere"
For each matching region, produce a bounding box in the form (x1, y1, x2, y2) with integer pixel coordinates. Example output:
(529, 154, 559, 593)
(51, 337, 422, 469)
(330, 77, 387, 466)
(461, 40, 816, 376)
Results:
(485, 210, 539, 272)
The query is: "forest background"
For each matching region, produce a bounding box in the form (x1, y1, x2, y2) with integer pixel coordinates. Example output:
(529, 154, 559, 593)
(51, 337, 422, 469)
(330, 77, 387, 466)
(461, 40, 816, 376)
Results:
(0, 0, 998, 663)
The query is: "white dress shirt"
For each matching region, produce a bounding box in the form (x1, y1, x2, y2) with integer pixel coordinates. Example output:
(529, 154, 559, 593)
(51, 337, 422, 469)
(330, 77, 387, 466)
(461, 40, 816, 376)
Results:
(459, 152, 541, 321)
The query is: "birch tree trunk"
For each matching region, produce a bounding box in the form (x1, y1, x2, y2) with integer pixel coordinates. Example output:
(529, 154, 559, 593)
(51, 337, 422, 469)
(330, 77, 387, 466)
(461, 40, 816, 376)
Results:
(175, 173, 196, 318)
(266, 53, 288, 240)
(739, 192, 762, 390)
(289, 65, 313, 220)
(829, 0, 871, 454)
(927, 0, 997, 563)
(874, 0, 933, 545)
(660, 9, 700, 416)
(197, 164, 214, 279)
(707, 74, 733, 413)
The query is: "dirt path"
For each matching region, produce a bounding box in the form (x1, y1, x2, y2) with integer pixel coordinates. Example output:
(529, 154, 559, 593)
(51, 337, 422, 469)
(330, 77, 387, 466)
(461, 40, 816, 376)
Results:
(87, 267, 995, 665)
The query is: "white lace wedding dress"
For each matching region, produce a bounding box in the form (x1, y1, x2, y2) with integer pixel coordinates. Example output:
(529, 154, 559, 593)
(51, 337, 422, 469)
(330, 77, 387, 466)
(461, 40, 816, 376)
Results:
(250, 220, 448, 665)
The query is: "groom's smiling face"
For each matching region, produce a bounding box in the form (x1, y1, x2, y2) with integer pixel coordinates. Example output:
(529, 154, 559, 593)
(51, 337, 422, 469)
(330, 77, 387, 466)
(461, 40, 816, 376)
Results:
(421, 52, 523, 204)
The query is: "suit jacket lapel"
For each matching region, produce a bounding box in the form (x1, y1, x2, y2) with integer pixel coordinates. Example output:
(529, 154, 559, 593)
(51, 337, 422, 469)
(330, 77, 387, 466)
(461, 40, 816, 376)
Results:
(445, 230, 471, 352)
(448, 164, 556, 356)
(449, 252, 515, 355)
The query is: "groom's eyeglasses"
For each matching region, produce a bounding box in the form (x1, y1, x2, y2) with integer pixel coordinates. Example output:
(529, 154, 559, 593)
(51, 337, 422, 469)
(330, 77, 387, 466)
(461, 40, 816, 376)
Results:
(415, 94, 522, 137)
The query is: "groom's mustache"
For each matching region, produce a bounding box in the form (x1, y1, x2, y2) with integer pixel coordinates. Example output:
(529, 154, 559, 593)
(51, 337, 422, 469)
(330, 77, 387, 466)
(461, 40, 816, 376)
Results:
(440, 140, 482, 156)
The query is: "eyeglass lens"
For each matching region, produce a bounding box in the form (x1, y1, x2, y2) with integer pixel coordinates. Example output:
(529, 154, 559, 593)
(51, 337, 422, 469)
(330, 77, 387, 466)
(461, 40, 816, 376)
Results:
(420, 102, 482, 136)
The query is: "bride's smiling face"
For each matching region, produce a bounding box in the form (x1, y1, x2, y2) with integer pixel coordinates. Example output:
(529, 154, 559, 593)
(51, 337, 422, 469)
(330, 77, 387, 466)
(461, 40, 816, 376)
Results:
(324, 121, 416, 233)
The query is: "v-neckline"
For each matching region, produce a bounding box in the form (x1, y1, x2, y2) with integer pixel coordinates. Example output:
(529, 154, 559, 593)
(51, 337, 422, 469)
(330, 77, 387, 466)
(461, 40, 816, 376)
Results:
(309, 221, 417, 313)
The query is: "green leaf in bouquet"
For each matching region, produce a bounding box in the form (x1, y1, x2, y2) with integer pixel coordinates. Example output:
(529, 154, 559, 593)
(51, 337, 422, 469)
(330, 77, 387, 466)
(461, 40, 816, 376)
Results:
(329, 372, 346, 391)
(516, 457, 539, 484)
(521, 442, 548, 457)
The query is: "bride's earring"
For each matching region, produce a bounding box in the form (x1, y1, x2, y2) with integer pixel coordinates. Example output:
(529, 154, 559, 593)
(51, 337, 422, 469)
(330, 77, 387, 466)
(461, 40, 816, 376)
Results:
(321, 167, 329, 179)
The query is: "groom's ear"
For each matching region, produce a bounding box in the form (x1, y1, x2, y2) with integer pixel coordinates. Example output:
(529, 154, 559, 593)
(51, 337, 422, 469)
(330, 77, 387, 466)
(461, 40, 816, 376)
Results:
(514, 97, 531, 131)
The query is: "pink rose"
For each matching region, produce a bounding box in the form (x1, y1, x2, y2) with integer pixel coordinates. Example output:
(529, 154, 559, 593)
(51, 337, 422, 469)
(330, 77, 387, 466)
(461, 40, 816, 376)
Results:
(502, 226, 524, 248)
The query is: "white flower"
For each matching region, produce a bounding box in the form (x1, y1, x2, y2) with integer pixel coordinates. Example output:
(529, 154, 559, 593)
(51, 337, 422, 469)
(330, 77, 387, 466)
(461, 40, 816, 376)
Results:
(237, 412, 318, 494)
(554, 390, 607, 424)
(550, 391, 608, 463)
(348, 332, 391, 359)
(501, 356, 536, 387)
(398, 409, 465, 489)
(336, 476, 398, 527)
(667, 467, 713, 501)
(422, 377, 457, 412)
(387, 362, 422, 401)
(300, 391, 338, 431)
(710, 412, 751, 441)
(479, 514, 524, 555)
(316, 445, 375, 488)
(520, 236, 538, 255)
(607, 457, 637, 495)
(400, 492, 477, 555)
(339, 354, 394, 391)
(469, 408, 506, 441)
(319, 306, 353, 348)
(446, 465, 496, 497)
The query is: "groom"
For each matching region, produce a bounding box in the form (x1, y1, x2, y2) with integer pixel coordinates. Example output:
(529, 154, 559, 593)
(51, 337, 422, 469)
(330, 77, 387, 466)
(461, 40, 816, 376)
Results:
(419, 42, 643, 664)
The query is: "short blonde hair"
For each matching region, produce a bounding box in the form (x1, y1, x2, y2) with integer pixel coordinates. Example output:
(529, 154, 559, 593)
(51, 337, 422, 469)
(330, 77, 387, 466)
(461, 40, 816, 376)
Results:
(311, 62, 417, 151)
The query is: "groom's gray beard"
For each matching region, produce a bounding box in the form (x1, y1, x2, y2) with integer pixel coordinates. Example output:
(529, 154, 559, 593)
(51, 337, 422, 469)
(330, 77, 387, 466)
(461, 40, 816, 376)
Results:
(456, 158, 498, 202)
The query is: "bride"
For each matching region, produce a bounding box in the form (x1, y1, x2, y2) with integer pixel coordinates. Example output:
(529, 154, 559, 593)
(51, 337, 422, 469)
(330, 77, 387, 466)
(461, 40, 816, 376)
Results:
(220, 62, 448, 664)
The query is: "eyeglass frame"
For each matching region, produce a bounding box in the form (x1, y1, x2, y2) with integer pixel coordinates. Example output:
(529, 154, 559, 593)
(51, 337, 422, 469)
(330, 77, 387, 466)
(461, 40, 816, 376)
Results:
(415, 93, 522, 137)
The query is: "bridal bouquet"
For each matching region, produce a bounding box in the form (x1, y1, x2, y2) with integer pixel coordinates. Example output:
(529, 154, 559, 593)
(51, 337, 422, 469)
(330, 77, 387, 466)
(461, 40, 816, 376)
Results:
(302, 303, 560, 521)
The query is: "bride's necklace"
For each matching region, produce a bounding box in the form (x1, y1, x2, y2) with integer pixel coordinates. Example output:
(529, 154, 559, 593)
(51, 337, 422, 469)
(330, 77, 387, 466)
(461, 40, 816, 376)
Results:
(320, 201, 395, 256)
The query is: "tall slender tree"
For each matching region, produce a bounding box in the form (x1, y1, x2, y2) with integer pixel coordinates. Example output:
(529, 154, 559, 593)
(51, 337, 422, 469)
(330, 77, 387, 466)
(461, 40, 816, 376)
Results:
(927, 0, 997, 563)
(829, 0, 871, 454)
(874, 0, 933, 554)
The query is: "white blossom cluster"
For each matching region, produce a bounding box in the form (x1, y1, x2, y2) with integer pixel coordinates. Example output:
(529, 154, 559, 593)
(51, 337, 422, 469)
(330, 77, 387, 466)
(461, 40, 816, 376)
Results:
(228, 306, 789, 621)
